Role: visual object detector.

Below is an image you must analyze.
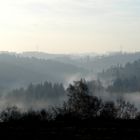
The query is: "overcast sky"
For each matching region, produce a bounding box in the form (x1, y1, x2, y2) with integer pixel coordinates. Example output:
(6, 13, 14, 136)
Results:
(0, 0, 140, 54)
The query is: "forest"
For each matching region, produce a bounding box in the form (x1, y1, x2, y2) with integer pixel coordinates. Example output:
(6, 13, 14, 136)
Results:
(0, 52, 140, 139)
(0, 80, 139, 139)
(1, 79, 139, 122)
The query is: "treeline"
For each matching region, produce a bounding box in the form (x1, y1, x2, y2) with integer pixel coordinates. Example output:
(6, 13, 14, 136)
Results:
(100, 59, 140, 93)
(2, 81, 66, 109)
(9, 81, 65, 100)
(107, 77, 140, 93)
(1, 80, 140, 122)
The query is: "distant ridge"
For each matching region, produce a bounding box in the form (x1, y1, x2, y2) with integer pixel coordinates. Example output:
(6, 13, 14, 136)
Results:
(0, 51, 140, 91)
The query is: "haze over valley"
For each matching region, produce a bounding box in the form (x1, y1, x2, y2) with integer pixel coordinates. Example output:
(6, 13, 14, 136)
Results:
(0, 51, 139, 109)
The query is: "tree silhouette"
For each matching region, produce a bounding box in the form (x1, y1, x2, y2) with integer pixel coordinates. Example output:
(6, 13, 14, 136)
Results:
(66, 79, 103, 119)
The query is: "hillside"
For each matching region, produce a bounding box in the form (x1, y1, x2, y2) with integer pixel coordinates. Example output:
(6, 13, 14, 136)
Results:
(1, 52, 140, 91)
(99, 59, 140, 93)
(21, 51, 140, 74)
(0, 53, 87, 90)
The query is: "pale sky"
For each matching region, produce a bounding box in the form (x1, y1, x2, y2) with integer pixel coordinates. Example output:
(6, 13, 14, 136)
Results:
(0, 0, 140, 54)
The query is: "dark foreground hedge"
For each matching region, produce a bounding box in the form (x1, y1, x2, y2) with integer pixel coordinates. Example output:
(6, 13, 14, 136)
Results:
(0, 119, 140, 140)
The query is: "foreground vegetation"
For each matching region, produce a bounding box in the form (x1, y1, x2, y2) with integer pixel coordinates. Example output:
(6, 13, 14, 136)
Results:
(0, 80, 140, 139)
(1, 79, 139, 122)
